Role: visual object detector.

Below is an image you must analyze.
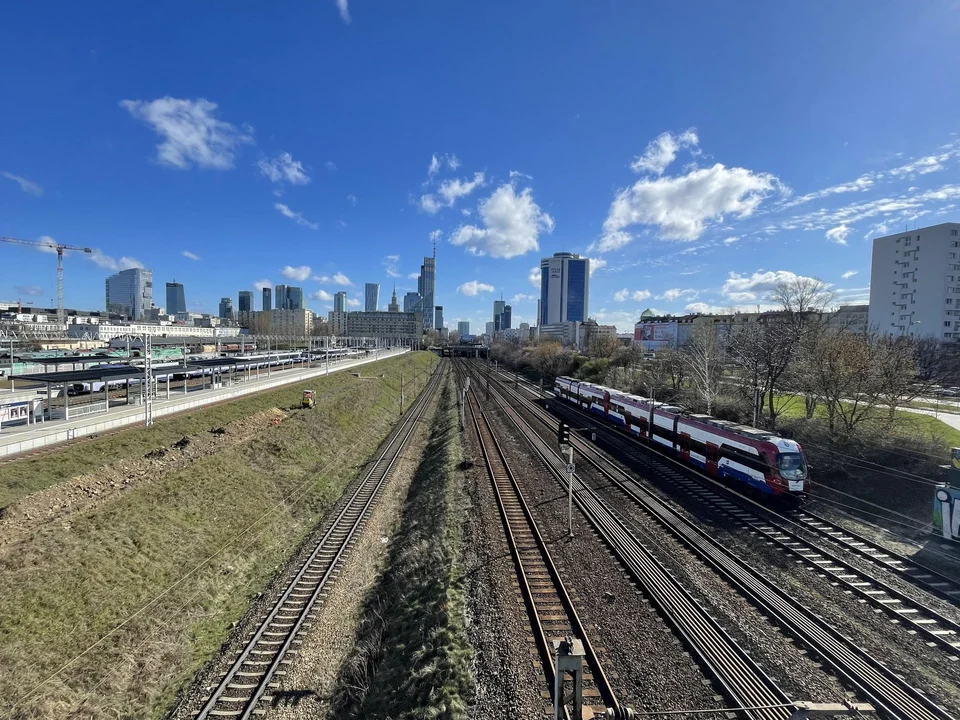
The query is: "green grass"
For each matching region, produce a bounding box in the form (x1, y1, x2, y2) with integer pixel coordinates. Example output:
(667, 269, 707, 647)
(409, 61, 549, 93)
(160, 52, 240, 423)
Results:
(773, 395, 960, 447)
(330, 376, 473, 719)
(0, 355, 432, 509)
(0, 352, 438, 720)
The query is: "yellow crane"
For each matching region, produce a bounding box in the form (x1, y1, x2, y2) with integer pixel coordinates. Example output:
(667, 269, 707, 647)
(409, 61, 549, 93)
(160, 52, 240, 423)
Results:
(0, 236, 93, 325)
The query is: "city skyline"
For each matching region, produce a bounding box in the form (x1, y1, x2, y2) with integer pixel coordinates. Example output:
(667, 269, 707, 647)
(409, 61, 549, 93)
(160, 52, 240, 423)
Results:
(3, 4, 960, 332)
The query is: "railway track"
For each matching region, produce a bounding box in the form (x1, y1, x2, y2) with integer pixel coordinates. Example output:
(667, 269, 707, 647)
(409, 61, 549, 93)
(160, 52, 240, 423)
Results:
(471, 361, 955, 720)
(192, 361, 442, 720)
(459, 361, 795, 720)
(491, 367, 960, 612)
(456, 364, 623, 719)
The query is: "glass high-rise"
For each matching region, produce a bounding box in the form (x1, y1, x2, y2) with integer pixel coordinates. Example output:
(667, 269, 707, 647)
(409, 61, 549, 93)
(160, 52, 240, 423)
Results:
(365, 283, 380, 312)
(501, 304, 512, 330)
(418, 256, 435, 329)
(165, 282, 186, 315)
(238, 291, 253, 313)
(540, 252, 590, 324)
(262, 287, 272, 311)
(275, 284, 287, 310)
(403, 292, 422, 313)
(286, 286, 303, 310)
(106, 268, 153, 320)
(334, 291, 347, 313)
(457, 321, 469, 336)
(219, 297, 233, 320)
(434, 305, 443, 331)
(493, 300, 505, 331)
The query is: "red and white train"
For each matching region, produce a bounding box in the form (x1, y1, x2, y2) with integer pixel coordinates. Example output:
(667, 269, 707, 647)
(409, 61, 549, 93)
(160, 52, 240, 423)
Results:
(554, 376, 808, 497)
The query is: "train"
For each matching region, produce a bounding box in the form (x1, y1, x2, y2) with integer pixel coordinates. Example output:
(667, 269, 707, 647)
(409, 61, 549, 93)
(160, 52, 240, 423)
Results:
(63, 349, 366, 395)
(553, 376, 808, 497)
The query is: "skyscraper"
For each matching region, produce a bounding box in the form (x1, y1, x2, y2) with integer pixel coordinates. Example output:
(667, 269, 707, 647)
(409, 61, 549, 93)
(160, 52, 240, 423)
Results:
(388, 286, 400, 312)
(457, 321, 469, 336)
(334, 291, 347, 313)
(434, 305, 443, 331)
(365, 283, 380, 312)
(501, 304, 512, 330)
(238, 291, 253, 313)
(540, 252, 590, 324)
(275, 284, 288, 310)
(286, 286, 303, 310)
(106, 268, 153, 320)
(219, 297, 234, 320)
(418, 255, 436, 329)
(262, 287, 272, 311)
(403, 292, 422, 313)
(493, 299, 505, 332)
(165, 282, 186, 315)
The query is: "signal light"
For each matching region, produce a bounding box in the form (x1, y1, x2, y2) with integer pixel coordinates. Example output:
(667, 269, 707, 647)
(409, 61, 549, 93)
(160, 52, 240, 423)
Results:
(558, 422, 571, 447)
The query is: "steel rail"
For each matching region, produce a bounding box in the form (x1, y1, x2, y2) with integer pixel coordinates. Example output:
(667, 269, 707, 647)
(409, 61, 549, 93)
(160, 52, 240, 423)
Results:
(455, 362, 622, 719)
(476, 362, 955, 720)
(460, 361, 792, 720)
(194, 362, 443, 720)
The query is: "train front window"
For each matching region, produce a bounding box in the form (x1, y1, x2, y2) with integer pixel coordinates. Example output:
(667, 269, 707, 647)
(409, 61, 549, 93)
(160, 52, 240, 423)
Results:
(777, 453, 806, 480)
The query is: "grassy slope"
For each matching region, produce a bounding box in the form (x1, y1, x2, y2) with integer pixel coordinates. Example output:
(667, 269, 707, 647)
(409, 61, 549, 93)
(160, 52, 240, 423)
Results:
(0, 357, 426, 508)
(330, 376, 473, 719)
(0, 352, 437, 720)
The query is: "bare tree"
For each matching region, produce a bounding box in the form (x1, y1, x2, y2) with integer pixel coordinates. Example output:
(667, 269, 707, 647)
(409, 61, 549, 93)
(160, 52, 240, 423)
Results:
(531, 340, 570, 381)
(682, 323, 724, 414)
(726, 321, 795, 427)
(659, 346, 687, 392)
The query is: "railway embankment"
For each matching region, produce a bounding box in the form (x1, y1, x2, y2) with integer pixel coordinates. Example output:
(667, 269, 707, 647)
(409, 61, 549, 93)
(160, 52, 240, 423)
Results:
(0, 351, 437, 720)
(326, 377, 474, 719)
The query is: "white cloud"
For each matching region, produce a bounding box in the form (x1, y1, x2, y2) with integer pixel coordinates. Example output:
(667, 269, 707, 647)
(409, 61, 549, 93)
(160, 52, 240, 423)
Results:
(630, 128, 699, 175)
(88, 249, 145, 272)
(346, 297, 361, 308)
(314, 271, 352, 286)
(258, 152, 310, 185)
(781, 174, 876, 208)
(721, 270, 818, 300)
(325, 160, 337, 171)
(596, 162, 781, 250)
(725, 291, 757, 302)
(448, 154, 460, 170)
(2, 171, 43, 196)
(408, 272, 420, 280)
(457, 280, 495, 296)
(32, 236, 59, 254)
(420, 172, 485, 213)
(280, 265, 311, 281)
(429, 229, 443, 242)
(841, 269, 858, 279)
(449, 183, 554, 258)
(461, 208, 472, 216)
(825, 224, 851, 245)
(181, 250, 200, 261)
(613, 289, 629, 302)
(254, 279, 272, 291)
(509, 170, 533, 181)
(427, 154, 441, 176)
(528, 266, 541, 288)
(685, 302, 744, 315)
(120, 97, 253, 170)
(311, 289, 334, 302)
(722, 236, 740, 245)
(14, 285, 43, 296)
(427, 153, 459, 177)
(274, 202, 319, 230)
(613, 289, 652, 303)
(590, 258, 607, 274)
(382, 254, 401, 278)
(347, 194, 357, 206)
(335, 0, 350, 23)
(657, 288, 699, 302)
(510, 293, 539, 303)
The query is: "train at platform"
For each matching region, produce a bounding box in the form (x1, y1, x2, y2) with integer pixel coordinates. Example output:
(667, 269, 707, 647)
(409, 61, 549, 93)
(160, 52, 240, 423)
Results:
(554, 376, 808, 497)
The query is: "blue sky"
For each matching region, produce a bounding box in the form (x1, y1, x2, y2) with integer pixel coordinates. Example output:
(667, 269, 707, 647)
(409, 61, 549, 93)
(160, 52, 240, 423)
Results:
(2, 2, 960, 333)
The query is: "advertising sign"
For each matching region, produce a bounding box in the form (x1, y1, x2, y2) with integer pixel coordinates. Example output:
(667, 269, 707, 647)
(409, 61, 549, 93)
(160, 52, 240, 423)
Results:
(934, 483, 960, 541)
(0, 400, 38, 424)
(633, 321, 678, 350)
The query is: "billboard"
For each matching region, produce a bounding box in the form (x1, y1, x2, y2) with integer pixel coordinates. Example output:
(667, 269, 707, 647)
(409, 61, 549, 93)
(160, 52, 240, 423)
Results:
(0, 400, 39, 424)
(634, 321, 678, 350)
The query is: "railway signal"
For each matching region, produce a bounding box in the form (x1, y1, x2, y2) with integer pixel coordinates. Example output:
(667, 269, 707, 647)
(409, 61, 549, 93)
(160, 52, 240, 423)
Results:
(557, 421, 570, 447)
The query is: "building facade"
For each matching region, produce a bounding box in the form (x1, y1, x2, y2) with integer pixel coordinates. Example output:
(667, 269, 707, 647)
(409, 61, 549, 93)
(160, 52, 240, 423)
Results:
(333, 291, 347, 313)
(403, 291, 421, 313)
(434, 305, 443, 331)
(829, 304, 869, 334)
(365, 283, 380, 312)
(457, 321, 470, 336)
(418, 256, 436, 329)
(493, 299, 505, 332)
(327, 310, 422, 340)
(165, 282, 186, 315)
(501, 304, 512, 330)
(262, 287, 272, 312)
(248, 308, 313, 335)
(868, 222, 960, 339)
(106, 268, 153, 320)
(286, 286, 303, 311)
(387, 287, 400, 313)
(219, 297, 234, 320)
(540, 252, 589, 325)
(275, 284, 287, 310)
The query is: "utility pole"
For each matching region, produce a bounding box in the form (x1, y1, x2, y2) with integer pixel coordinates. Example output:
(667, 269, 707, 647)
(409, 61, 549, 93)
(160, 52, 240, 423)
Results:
(144, 334, 154, 427)
(400, 370, 404, 415)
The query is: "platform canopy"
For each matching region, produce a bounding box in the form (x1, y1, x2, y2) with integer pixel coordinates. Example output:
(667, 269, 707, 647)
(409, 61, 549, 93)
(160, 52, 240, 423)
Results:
(16, 366, 146, 385)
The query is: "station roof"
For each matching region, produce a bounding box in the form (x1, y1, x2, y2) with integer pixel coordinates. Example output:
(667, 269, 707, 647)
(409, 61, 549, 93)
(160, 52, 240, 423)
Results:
(31, 354, 117, 366)
(17, 366, 146, 385)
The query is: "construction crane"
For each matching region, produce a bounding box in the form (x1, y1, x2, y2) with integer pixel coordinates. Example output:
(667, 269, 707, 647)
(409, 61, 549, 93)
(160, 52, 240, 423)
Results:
(1, 236, 93, 326)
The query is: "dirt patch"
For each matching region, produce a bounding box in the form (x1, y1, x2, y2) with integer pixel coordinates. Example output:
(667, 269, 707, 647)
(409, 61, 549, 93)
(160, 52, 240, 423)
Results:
(0, 408, 287, 552)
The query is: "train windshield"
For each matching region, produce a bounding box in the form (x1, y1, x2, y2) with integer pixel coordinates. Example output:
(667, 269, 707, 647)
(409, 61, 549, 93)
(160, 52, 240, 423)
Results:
(777, 453, 807, 480)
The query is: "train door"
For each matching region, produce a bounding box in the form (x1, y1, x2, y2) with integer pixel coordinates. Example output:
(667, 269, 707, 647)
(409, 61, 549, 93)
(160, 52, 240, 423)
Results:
(705, 442, 719, 475)
(679, 432, 691, 461)
(623, 409, 633, 435)
(602, 391, 611, 420)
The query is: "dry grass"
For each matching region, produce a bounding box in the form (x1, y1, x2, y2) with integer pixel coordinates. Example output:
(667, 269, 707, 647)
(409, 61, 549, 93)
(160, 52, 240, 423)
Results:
(0, 352, 438, 720)
(330, 376, 473, 719)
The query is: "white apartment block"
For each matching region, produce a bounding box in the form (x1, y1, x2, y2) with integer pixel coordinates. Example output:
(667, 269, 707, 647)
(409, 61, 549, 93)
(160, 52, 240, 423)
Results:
(868, 222, 960, 339)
